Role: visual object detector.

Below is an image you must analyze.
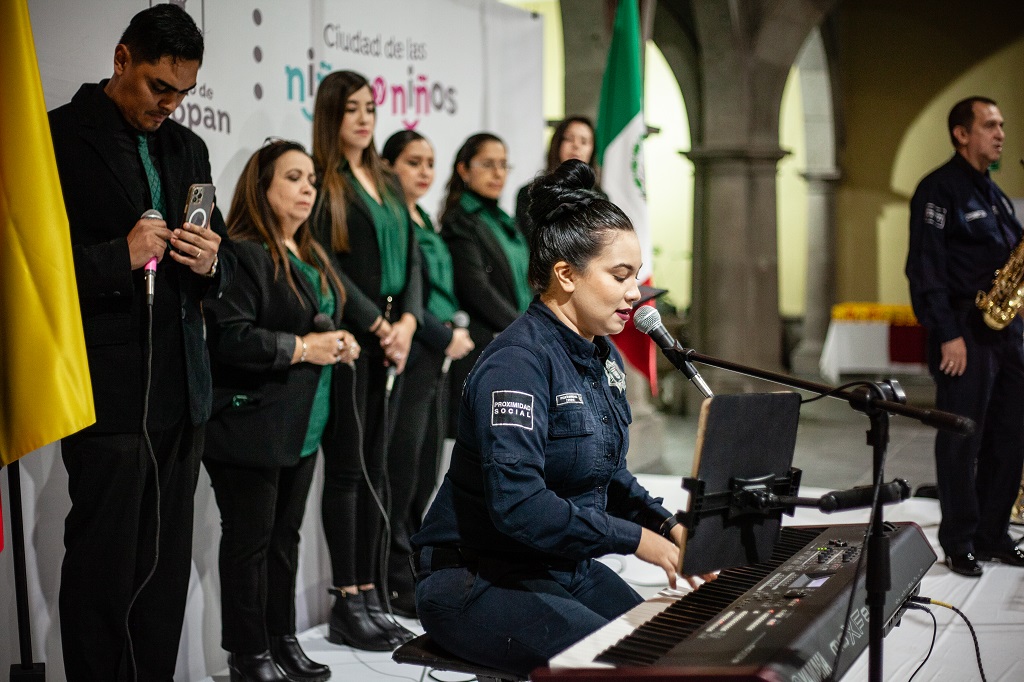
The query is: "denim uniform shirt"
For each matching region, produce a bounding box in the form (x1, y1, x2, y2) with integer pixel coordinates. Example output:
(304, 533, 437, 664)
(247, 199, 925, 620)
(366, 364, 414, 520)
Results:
(906, 153, 1024, 343)
(413, 298, 673, 564)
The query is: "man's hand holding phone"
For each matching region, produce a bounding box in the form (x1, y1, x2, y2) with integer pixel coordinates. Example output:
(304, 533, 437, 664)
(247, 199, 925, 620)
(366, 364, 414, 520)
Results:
(167, 182, 220, 276)
(168, 220, 220, 275)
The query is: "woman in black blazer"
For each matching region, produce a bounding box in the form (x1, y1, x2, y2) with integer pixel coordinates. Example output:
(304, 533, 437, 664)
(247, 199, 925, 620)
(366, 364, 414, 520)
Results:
(310, 70, 420, 651)
(380, 130, 475, 617)
(441, 132, 532, 431)
(203, 140, 358, 682)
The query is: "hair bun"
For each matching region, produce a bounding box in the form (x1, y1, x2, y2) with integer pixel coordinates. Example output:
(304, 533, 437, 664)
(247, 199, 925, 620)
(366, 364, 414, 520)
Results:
(527, 159, 598, 227)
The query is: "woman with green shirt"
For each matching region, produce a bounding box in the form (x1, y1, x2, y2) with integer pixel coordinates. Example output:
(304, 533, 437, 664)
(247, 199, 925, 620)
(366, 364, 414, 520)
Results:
(310, 70, 421, 651)
(380, 130, 475, 618)
(203, 140, 357, 682)
(440, 132, 532, 433)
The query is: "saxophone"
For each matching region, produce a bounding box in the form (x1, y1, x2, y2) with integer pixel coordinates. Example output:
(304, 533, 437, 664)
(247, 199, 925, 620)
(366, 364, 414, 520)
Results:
(975, 237, 1024, 330)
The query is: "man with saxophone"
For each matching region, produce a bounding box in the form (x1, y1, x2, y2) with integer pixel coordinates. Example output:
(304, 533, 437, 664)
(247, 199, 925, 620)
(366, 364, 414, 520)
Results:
(906, 96, 1024, 577)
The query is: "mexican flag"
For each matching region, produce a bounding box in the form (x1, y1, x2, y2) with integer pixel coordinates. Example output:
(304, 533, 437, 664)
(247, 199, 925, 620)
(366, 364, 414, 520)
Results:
(596, 0, 657, 393)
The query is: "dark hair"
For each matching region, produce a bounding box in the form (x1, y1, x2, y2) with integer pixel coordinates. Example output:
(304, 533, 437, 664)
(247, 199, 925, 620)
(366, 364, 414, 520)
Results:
(527, 159, 633, 291)
(119, 4, 204, 64)
(381, 129, 427, 165)
(227, 139, 345, 308)
(948, 96, 997, 148)
(440, 132, 505, 224)
(311, 70, 393, 253)
(546, 116, 597, 174)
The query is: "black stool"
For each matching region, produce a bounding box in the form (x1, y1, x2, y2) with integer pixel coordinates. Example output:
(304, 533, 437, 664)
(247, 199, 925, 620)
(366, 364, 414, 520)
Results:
(392, 633, 526, 682)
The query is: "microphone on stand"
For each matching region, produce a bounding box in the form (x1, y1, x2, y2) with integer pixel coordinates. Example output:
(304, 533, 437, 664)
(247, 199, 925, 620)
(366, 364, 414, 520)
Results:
(632, 306, 714, 399)
(442, 310, 470, 374)
(313, 312, 355, 370)
(141, 209, 162, 306)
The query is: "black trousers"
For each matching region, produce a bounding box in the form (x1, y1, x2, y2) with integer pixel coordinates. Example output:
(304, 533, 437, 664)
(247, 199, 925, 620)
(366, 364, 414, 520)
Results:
(930, 310, 1024, 556)
(204, 454, 317, 654)
(59, 419, 203, 682)
(321, 341, 403, 587)
(386, 342, 446, 596)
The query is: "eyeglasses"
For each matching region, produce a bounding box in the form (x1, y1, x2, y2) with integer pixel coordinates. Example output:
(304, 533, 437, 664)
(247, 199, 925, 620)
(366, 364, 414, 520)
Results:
(470, 160, 513, 172)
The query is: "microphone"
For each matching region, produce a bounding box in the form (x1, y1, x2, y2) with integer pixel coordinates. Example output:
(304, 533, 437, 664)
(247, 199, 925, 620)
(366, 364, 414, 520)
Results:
(442, 310, 470, 374)
(313, 313, 354, 370)
(817, 479, 911, 513)
(385, 365, 397, 395)
(141, 209, 162, 305)
(633, 306, 713, 399)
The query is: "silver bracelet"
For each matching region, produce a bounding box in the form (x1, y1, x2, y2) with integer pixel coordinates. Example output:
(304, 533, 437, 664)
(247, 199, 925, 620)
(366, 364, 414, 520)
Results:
(299, 339, 308, 363)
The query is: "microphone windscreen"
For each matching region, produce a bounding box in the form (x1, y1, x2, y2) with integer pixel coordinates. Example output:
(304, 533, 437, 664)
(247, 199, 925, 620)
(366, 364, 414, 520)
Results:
(451, 310, 470, 329)
(632, 306, 661, 335)
(313, 313, 335, 332)
(141, 209, 163, 220)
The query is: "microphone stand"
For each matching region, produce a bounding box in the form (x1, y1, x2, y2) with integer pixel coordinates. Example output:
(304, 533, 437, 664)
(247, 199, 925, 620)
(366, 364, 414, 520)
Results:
(665, 344, 974, 682)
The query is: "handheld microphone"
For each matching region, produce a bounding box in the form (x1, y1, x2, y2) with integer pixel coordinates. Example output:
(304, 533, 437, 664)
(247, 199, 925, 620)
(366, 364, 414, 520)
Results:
(442, 310, 470, 374)
(313, 312, 355, 370)
(141, 209, 162, 305)
(385, 365, 398, 395)
(633, 306, 714, 399)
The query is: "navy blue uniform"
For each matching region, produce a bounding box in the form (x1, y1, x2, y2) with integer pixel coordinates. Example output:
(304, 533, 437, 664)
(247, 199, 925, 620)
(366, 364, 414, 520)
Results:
(906, 153, 1024, 557)
(412, 299, 673, 676)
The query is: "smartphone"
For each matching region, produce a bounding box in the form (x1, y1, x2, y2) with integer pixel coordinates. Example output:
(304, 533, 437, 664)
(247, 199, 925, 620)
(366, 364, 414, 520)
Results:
(183, 183, 215, 229)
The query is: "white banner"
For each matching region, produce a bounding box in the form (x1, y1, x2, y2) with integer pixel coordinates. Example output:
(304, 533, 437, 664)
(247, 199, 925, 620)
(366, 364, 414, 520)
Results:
(29, 0, 543, 217)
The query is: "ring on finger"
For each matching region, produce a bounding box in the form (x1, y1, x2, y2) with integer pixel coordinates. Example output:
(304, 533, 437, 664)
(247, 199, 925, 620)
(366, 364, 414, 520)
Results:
(196, 248, 203, 258)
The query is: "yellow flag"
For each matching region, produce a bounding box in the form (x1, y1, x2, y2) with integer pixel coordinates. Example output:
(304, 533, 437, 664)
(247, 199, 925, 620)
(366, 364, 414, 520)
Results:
(0, 0, 94, 465)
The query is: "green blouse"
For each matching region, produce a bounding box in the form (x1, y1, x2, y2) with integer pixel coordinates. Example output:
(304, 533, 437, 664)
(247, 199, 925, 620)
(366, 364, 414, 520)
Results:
(345, 166, 409, 297)
(460, 191, 532, 312)
(287, 251, 336, 457)
(412, 206, 459, 323)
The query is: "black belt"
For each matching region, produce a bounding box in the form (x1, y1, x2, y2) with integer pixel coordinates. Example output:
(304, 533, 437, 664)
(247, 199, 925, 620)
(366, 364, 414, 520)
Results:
(413, 546, 475, 576)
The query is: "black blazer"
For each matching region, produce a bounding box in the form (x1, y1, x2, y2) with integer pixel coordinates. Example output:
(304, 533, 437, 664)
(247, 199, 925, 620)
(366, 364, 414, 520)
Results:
(441, 201, 521, 346)
(311, 180, 423, 337)
(48, 82, 232, 432)
(203, 240, 344, 467)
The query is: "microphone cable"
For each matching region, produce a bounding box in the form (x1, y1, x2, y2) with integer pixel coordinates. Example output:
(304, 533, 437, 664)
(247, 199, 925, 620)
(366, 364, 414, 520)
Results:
(124, 265, 162, 682)
(908, 595, 987, 682)
(903, 601, 937, 682)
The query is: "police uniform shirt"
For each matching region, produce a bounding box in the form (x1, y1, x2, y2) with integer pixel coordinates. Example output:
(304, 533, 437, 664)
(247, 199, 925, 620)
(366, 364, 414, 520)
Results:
(907, 153, 1024, 342)
(413, 298, 672, 563)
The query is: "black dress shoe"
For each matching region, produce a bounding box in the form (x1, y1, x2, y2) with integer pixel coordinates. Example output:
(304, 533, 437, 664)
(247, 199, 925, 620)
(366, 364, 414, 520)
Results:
(326, 588, 393, 652)
(975, 545, 1024, 566)
(227, 651, 290, 682)
(361, 587, 415, 647)
(945, 552, 983, 577)
(269, 635, 331, 682)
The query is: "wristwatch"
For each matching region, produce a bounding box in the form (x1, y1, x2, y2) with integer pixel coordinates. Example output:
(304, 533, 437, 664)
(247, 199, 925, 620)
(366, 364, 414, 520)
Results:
(659, 515, 680, 540)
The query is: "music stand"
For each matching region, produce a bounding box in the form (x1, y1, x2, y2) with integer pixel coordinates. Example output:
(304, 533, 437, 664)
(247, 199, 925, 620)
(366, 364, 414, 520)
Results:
(678, 392, 802, 576)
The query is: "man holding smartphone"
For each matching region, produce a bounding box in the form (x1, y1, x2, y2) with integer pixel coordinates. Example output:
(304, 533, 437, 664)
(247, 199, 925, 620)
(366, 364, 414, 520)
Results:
(48, 5, 231, 679)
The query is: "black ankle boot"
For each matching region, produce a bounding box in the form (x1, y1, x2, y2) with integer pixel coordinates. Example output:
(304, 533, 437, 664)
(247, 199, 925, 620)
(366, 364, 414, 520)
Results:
(269, 635, 331, 682)
(361, 587, 415, 647)
(326, 588, 393, 652)
(388, 589, 417, 619)
(227, 651, 289, 682)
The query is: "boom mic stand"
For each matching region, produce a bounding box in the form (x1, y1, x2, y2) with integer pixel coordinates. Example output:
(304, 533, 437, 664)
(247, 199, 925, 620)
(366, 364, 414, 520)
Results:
(664, 343, 974, 682)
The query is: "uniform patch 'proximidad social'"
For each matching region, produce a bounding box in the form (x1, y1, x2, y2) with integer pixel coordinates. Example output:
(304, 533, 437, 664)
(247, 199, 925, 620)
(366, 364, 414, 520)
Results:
(492, 390, 534, 430)
(555, 392, 584, 406)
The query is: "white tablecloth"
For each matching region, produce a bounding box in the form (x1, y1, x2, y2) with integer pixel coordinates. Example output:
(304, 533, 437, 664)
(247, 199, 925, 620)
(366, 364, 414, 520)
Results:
(819, 320, 928, 383)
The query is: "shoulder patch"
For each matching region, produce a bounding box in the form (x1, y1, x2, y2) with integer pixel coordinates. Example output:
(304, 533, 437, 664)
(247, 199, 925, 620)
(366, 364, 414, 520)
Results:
(965, 209, 987, 222)
(556, 392, 584, 406)
(923, 202, 946, 229)
(491, 390, 534, 430)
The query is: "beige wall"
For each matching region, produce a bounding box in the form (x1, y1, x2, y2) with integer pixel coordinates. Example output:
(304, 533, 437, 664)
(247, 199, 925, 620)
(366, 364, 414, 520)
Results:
(778, 66, 809, 317)
(835, 0, 1024, 305)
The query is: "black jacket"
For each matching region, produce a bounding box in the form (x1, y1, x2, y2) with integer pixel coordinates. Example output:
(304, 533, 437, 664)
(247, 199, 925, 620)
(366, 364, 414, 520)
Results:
(203, 240, 345, 467)
(48, 82, 233, 432)
(311, 181, 423, 335)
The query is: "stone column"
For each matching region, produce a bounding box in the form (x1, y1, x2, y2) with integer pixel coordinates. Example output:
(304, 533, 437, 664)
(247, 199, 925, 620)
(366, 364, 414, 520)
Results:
(790, 169, 840, 375)
(686, 145, 789, 392)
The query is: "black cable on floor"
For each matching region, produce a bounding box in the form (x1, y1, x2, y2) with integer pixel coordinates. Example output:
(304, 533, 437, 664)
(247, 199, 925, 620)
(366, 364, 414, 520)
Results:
(909, 595, 987, 682)
(904, 601, 937, 682)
